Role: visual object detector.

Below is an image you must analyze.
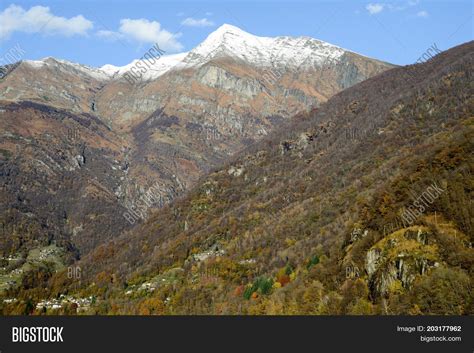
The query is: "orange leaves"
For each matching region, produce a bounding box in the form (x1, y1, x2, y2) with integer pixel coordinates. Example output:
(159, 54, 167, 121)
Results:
(137, 297, 165, 315)
(276, 274, 290, 287)
(234, 285, 244, 297)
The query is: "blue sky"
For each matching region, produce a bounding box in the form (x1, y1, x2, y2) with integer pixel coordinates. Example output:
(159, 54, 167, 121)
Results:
(0, 0, 472, 67)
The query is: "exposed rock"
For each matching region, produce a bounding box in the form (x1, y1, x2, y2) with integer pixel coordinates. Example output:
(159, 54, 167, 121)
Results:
(228, 166, 245, 177)
(366, 227, 438, 297)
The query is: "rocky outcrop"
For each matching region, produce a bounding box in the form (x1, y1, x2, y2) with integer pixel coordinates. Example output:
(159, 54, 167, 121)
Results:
(366, 227, 438, 297)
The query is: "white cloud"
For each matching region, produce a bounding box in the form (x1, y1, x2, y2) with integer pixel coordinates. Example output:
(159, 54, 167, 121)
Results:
(387, 4, 406, 11)
(96, 30, 124, 41)
(96, 19, 183, 52)
(365, 1, 424, 16)
(366, 3, 385, 15)
(181, 17, 215, 27)
(0, 4, 93, 40)
(416, 10, 429, 18)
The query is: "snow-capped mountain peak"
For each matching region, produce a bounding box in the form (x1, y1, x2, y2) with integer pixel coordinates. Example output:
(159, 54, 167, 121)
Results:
(182, 23, 347, 69)
(22, 24, 350, 82)
(209, 23, 253, 38)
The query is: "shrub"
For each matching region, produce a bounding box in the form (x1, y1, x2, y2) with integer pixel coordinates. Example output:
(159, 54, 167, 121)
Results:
(243, 276, 274, 299)
(307, 255, 320, 269)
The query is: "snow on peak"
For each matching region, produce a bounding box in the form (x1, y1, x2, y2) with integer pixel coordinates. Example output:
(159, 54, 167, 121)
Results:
(99, 52, 188, 81)
(22, 24, 349, 82)
(24, 57, 112, 81)
(211, 23, 253, 37)
(182, 23, 347, 69)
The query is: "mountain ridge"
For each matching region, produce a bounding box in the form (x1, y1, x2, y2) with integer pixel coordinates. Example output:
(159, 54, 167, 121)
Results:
(18, 24, 392, 82)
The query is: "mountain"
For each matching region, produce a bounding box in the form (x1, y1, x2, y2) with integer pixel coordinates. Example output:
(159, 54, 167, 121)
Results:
(1, 24, 393, 130)
(0, 24, 394, 140)
(179, 23, 349, 69)
(8, 24, 389, 83)
(10, 40, 471, 315)
(0, 25, 394, 264)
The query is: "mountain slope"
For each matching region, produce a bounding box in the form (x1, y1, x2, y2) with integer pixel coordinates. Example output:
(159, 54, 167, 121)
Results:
(20, 40, 474, 316)
(0, 25, 394, 265)
(0, 101, 135, 256)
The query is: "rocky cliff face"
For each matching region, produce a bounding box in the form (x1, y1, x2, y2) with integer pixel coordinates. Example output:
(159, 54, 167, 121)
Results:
(365, 227, 438, 297)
